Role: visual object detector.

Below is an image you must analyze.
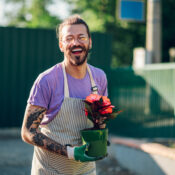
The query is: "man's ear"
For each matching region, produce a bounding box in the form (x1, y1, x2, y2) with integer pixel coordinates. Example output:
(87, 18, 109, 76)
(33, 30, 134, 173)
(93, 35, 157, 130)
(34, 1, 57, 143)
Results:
(89, 37, 92, 49)
(59, 41, 64, 52)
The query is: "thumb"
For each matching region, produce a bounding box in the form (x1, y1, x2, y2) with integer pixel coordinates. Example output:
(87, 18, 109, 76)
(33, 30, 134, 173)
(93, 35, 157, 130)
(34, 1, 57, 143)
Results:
(77, 143, 89, 153)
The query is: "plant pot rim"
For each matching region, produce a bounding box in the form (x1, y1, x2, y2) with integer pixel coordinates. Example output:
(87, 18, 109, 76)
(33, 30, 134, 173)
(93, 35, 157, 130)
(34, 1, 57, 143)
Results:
(81, 128, 108, 141)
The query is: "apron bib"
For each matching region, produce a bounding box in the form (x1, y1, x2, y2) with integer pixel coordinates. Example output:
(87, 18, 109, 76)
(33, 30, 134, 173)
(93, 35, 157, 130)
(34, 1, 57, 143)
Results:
(31, 63, 98, 175)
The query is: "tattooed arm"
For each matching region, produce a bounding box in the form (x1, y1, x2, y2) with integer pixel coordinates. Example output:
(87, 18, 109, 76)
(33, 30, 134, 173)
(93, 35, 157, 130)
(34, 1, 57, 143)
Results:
(21, 104, 68, 157)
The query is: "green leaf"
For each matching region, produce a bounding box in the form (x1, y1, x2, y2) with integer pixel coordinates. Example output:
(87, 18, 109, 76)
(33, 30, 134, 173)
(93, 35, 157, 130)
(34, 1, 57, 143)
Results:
(85, 103, 92, 115)
(87, 114, 93, 122)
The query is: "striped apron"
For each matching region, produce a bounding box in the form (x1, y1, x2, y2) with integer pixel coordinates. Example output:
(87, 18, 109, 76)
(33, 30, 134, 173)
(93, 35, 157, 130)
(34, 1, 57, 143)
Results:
(31, 63, 97, 175)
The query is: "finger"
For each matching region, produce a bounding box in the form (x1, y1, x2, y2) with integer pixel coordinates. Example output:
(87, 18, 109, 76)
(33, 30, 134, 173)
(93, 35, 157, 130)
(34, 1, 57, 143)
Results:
(84, 153, 103, 161)
(78, 144, 89, 152)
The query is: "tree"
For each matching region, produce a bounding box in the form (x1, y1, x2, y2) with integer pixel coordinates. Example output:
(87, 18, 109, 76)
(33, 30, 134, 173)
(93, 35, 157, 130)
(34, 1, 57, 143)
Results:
(4, 0, 61, 28)
(65, 0, 146, 67)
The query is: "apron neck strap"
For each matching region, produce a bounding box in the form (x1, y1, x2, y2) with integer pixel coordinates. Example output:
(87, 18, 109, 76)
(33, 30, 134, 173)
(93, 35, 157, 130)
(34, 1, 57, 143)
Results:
(62, 62, 70, 98)
(62, 62, 98, 98)
(86, 65, 98, 94)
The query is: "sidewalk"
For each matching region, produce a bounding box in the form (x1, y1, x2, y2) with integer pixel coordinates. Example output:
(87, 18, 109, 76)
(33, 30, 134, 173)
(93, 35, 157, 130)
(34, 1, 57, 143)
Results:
(0, 128, 135, 175)
(0, 138, 33, 175)
(1, 128, 175, 175)
(111, 137, 175, 160)
(109, 136, 175, 175)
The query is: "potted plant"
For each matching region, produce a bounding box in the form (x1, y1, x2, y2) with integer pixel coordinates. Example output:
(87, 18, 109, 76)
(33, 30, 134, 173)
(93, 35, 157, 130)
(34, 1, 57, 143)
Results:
(81, 94, 122, 157)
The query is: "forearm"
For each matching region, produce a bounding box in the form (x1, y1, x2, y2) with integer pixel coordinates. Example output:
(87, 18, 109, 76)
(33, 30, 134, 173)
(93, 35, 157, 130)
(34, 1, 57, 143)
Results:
(27, 129, 67, 156)
(21, 104, 67, 157)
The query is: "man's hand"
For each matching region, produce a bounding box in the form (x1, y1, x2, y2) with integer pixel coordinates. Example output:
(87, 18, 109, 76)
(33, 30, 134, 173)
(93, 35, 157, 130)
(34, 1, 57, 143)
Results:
(67, 144, 104, 162)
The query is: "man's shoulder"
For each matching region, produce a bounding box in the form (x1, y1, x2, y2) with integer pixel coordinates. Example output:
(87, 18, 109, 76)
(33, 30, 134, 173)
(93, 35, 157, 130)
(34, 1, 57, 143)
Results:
(88, 64, 107, 93)
(36, 63, 62, 84)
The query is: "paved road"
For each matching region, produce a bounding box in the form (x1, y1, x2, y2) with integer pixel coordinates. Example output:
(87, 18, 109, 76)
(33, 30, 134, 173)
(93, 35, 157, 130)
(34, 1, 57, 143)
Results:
(0, 138, 135, 175)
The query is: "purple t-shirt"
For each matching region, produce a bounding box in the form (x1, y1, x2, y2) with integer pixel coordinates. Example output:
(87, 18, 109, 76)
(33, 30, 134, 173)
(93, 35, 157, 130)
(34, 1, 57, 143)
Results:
(27, 63, 108, 124)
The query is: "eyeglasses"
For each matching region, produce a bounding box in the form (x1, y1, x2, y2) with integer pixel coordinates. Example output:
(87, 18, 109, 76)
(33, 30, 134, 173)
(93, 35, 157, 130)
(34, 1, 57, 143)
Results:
(62, 35, 89, 44)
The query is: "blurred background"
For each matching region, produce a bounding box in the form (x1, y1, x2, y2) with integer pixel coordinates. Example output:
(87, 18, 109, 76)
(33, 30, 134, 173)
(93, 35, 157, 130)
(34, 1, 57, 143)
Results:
(1, 0, 175, 174)
(1, 0, 175, 137)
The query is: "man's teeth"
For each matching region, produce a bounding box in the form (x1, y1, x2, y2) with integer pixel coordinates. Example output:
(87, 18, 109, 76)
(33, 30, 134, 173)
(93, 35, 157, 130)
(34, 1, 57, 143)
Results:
(72, 48, 82, 52)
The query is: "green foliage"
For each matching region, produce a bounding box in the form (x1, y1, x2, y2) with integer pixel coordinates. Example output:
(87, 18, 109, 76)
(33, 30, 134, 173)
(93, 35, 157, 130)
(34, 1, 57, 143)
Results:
(65, 0, 175, 65)
(85, 103, 92, 116)
(4, 0, 61, 28)
(64, 0, 146, 67)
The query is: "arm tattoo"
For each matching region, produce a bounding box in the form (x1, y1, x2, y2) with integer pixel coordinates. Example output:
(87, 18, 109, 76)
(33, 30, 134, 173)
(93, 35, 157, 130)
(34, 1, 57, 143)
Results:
(25, 107, 67, 156)
(26, 108, 45, 130)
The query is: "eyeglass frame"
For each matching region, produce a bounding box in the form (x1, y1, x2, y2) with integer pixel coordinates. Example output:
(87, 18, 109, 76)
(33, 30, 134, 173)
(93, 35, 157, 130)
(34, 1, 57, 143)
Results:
(61, 34, 89, 44)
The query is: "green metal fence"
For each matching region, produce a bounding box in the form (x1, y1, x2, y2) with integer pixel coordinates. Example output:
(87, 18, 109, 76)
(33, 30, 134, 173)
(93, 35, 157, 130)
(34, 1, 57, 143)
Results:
(1, 26, 175, 138)
(0, 27, 111, 128)
(108, 63, 175, 138)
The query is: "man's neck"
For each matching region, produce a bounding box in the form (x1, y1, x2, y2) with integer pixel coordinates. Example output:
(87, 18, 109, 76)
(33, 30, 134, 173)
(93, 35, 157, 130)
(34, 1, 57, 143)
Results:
(64, 61, 87, 79)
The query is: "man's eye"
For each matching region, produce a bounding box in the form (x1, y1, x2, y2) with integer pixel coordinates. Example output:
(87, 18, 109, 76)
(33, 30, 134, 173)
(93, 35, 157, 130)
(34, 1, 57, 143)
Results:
(66, 37, 73, 42)
(79, 37, 87, 41)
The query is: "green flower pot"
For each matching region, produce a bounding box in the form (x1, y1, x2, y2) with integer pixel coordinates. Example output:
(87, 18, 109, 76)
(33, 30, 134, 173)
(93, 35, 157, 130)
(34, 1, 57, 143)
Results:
(80, 128, 108, 157)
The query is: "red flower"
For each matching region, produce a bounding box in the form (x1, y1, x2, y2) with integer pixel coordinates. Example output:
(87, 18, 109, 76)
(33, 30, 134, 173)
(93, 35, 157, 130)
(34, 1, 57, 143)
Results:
(99, 96, 111, 107)
(100, 100, 111, 107)
(102, 96, 110, 102)
(85, 94, 101, 103)
(84, 94, 122, 129)
(85, 109, 88, 116)
(99, 105, 114, 115)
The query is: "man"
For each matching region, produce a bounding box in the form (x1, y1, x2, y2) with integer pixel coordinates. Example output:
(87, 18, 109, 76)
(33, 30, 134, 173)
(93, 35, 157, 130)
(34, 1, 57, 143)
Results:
(21, 15, 108, 175)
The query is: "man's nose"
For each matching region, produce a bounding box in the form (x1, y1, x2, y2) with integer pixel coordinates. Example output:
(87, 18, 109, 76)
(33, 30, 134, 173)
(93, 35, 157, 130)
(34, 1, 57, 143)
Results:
(72, 38, 80, 45)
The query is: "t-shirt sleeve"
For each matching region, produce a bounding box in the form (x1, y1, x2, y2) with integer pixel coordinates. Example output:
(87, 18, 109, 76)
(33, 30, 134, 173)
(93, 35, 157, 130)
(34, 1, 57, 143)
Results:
(102, 73, 108, 96)
(27, 74, 51, 109)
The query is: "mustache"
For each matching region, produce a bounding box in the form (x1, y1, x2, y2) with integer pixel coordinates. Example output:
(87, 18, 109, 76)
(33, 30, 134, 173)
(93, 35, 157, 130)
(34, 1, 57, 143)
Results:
(70, 45, 86, 52)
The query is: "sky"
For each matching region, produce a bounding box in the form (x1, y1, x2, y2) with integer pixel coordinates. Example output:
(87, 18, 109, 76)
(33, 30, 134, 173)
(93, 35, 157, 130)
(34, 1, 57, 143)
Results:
(0, 1, 5, 25)
(0, 0, 70, 26)
(47, 0, 71, 19)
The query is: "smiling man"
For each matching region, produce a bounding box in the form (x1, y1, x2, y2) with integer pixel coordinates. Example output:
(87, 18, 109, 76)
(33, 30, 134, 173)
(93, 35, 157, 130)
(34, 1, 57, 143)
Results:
(21, 15, 108, 175)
